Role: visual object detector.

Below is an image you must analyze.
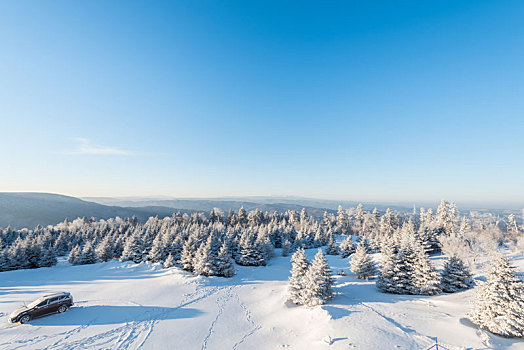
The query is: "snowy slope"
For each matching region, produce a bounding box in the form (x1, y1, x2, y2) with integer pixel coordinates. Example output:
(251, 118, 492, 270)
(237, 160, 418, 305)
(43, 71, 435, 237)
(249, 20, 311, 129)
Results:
(1, 252, 523, 350)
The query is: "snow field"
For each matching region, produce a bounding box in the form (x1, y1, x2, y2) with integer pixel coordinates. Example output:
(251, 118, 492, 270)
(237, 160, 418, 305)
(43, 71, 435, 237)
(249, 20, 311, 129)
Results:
(1, 251, 523, 349)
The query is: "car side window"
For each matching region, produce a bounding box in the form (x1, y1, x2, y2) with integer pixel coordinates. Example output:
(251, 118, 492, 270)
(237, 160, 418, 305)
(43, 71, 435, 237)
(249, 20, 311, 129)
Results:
(49, 297, 60, 304)
(37, 300, 48, 307)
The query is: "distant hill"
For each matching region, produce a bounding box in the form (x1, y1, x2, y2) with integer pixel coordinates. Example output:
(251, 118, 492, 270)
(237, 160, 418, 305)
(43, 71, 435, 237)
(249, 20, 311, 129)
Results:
(0, 193, 334, 230)
(0, 193, 179, 229)
(83, 198, 334, 217)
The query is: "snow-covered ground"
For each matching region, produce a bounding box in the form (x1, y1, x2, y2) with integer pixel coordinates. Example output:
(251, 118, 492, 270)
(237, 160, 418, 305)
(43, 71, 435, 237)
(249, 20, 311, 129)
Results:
(1, 251, 523, 350)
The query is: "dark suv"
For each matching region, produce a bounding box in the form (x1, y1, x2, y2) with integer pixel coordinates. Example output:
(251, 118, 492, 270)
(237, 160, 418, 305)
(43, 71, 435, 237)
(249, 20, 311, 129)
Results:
(9, 292, 74, 324)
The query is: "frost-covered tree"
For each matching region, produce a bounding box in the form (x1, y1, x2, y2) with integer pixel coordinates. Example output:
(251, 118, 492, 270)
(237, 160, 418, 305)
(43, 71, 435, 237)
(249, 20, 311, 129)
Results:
(302, 249, 334, 306)
(469, 255, 524, 338)
(281, 238, 291, 257)
(68, 244, 81, 265)
(288, 248, 310, 305)
(180, 236, 197, 271)
(39, 245, 57, 267)
(163, 253, 175, 268)
(376, 242, 397, 293)
(339, 236, 355, 258)
(120, 231, 145, 263)
(214, 242, 234, 277)
(236, 230, 266, 266)
(441, 255, 473, 293)
(148, 234, 167, 263)
(325, 232, 339, 255)
(96, 236, 114, 262)
(411, 243, 441, 295)
(350, 242, 376, 279)
(193, 235, 216, 276)
(77, 242, 97, 265)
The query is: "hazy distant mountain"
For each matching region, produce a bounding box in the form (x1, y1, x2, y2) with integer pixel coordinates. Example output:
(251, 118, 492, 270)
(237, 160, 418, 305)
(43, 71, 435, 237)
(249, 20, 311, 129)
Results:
(0, 193, 178, 229)
(83, 197, 334, 217)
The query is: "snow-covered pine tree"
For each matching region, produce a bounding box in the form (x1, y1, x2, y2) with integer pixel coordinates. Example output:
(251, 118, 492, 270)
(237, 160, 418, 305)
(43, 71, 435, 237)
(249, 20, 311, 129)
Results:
(339, 236, 355, 258)
(302, 249, 334, 306)
(163, 253, 175, 268)
(236, 230, 266, 266)
(121, 231, 145, 263)
(214, 242, 235, 277)
(148, 234, 166, 263)
(281, 238, 291, 257)
(78, 242, 97, 265)
(96, 236, 114, 262)
(193, 235, 216, 276)
(389, 245, 417, 294)
(350, 241, 376, 280)
(180, 236, 197, 271)
(0, 250, 9, 272)
(53, 231, 70, 256)
(39, 245, 57, 267)
(68, 244, 81, 265)
(411, 242, 441, 295)
(288, 247, 310, 305)
(376, 241, 397, 293)
(469, 255, 524, 338)
(325, 231, 339, 255)
(441, 255, 473, 293)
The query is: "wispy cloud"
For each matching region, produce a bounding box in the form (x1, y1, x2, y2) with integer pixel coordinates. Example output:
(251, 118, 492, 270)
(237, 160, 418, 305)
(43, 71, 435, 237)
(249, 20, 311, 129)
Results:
(66, 138, 136, 156)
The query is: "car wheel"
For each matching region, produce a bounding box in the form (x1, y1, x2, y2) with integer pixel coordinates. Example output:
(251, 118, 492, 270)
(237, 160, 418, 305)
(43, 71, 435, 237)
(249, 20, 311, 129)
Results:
(58, 305, 68, 313)
(20, 315, 31, 324)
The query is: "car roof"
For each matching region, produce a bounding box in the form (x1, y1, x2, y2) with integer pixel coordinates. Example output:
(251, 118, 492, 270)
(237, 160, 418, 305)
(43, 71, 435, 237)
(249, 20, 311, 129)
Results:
(42, 292, 70, 298)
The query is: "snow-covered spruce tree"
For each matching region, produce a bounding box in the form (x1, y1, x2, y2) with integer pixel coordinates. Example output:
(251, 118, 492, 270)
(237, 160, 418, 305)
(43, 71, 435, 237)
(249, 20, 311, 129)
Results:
(288, 247, 310, 305)
(180, 236, 197, 271)
(121, 231, 145, 263)
(68, 244, 81, 265)
(411, 242, 441, 295)
(281, 238, 291, 257)
(376, 241, 397, 293)
(325, 232, 339, 255)
(163, 253, 175, 268)
(0, 250, 10, 272)
(339, 235, 355, 258)
(469, 255, 524, 338)
(40, 245, 57, 267)
(96, 236, 114, 262)
(214, 242, 235, 277)
(77, 242, 97, 265)
(236, 230, 266, 266)
(440, 255, 473, 293)
(302, 249, 334, 306)
(350, 241, 376, 280)
(193, 235, 216, 276)
(53, 231, 70, 256)
(148, 234, 167, 263)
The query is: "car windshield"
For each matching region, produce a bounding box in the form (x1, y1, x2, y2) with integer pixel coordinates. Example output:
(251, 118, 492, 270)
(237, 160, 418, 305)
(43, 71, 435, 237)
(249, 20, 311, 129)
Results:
(27, 299, 44, 309)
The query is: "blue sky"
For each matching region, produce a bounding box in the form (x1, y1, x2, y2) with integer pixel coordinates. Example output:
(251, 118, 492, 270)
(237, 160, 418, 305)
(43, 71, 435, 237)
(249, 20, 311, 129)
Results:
(0, 1, 523, 204)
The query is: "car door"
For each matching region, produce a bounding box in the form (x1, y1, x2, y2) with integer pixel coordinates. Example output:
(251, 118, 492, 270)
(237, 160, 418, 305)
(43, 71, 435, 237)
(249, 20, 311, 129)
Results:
(33, 299, 50, 317)
(47, 296, 61, 313)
